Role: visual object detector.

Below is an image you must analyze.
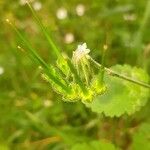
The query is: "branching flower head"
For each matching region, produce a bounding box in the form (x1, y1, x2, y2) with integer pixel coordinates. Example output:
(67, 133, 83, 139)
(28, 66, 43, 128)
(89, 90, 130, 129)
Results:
(41, 42, 106, 102)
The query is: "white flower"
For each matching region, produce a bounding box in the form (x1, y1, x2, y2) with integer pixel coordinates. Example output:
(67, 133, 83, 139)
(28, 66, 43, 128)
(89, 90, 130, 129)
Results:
(0, 67, 4, 75)
(56, 8, 68, 20)
(64, 33, 74, 44)
(76, 4, 85, 16)
(33, 1, 42, 11)
(72, 43, 90, 63)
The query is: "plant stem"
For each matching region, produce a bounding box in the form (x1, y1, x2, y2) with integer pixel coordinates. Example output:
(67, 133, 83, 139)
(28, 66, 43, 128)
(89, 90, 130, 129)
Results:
(66, 58, 88, 94)
(90, 57, 150, 89)
(6, 19, 71, 93)
(133, 0, 150, 55)
(26, 1, 62, 59)
(100, 44, 107, 85)
(81, 61, 89, 85)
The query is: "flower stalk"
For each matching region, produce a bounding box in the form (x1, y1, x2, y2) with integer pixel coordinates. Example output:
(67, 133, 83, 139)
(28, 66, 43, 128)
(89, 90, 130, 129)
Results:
(90, 57, 150, 89)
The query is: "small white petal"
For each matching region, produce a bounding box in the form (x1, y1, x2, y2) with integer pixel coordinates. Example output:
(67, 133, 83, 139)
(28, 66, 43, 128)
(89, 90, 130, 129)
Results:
(56, 8, 67, 20)
(82, 43, 87, 49)
(72, 43, 90, 63)
(85, 49, 90, 54)
(77, 45, 81, 50)
(0, 67, 4, 75)
(76, 4, 85, 16)
(33, 1, 42, 11)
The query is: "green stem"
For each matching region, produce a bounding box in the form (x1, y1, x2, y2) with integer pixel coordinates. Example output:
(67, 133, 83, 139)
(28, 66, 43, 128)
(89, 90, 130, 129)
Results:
(6, 19, 71, 93)
(81, 61, 89, 85)
(26, 1, 61, 58)
(99, 45, 107, 85)
(66, 58, 88, 94)
(90, 57, 150, 89)
(133, 0, 150, 52)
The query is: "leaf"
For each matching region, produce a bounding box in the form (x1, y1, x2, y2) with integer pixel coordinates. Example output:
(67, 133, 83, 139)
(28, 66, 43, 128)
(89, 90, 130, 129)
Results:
(84, 65, 149, 117)
(130, 123, 150, 150)
(71, 140, 118, 150)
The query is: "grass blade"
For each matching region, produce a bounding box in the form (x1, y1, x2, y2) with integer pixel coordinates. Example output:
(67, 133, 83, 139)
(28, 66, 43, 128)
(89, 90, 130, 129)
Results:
(6, 19, 71, 93)
(26, 1, 61, 58)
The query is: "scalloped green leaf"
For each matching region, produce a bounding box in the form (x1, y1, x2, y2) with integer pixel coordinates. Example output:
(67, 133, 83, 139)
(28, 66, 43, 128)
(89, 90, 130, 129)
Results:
(84, 65, 149, 117)
(130, 123, 150, 150)
(71, 140, 118, 150)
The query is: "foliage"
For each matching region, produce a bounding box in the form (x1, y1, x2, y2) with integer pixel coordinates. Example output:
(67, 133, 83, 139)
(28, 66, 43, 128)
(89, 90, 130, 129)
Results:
(84, 64, 149, 117)
(0, 0, 150, 149)
(130, 123, 150, 150)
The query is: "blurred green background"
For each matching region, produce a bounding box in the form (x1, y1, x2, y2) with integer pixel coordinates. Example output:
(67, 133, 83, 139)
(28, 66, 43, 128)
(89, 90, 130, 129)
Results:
(0, 0, 150, 149)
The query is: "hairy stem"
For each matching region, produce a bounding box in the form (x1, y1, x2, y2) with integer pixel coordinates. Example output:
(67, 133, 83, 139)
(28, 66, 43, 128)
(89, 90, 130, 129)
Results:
(90, 57, 150, 89)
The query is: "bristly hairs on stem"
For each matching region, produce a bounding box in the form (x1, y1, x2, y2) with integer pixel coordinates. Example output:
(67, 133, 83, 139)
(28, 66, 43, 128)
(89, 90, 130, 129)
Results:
(90, 57, 150, 89)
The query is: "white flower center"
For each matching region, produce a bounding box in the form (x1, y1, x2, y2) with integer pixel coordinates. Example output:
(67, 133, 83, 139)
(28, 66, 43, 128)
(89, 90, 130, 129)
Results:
(72, 43, 90, 63)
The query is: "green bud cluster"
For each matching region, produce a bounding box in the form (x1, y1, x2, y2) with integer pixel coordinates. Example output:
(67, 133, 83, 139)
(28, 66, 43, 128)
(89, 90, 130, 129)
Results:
(42, 53, 106, 102)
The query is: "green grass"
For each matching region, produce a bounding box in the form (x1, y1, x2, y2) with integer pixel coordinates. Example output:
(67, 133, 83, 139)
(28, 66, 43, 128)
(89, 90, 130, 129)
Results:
(0, 0, 150, 149)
